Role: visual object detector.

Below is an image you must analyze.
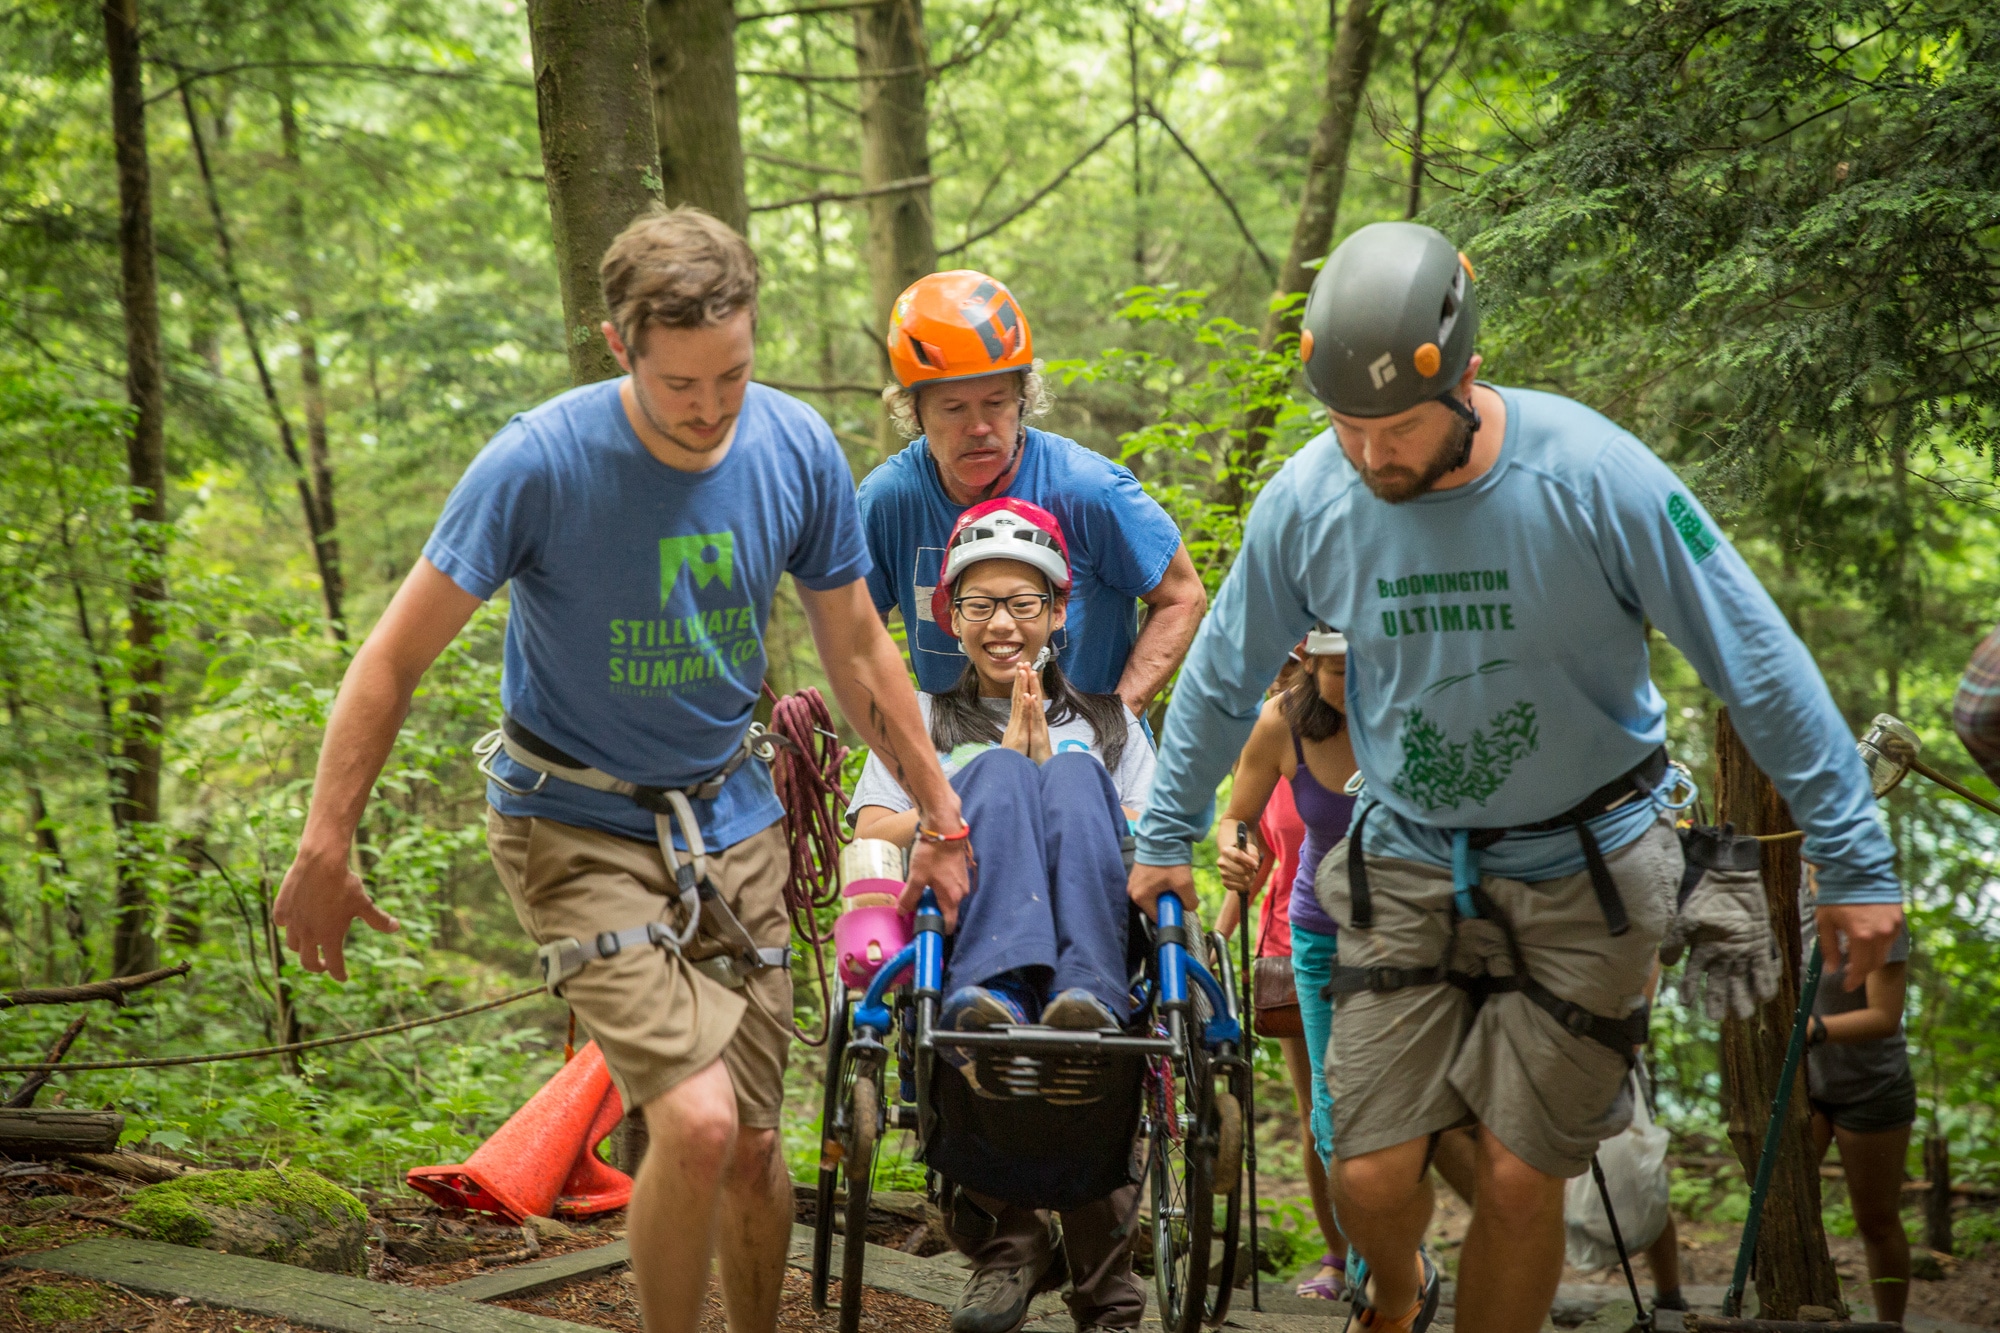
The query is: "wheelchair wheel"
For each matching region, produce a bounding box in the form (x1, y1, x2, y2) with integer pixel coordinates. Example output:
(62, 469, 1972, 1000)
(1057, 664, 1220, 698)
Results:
(810, 983, 849, 1312)
(839, 1071, 880, 1333)
(1149, 1045, 1216, 1333)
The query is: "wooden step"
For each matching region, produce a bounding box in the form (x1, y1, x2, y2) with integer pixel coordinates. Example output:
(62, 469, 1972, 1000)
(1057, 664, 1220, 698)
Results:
(5, 1238, 604, 1333)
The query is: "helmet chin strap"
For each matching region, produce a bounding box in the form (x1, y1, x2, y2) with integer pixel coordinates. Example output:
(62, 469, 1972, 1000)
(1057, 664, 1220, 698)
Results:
(1436, 388, 1482, 472)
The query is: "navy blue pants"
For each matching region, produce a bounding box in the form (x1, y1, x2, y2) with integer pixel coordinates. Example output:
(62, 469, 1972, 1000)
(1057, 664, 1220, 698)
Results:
(943, 747, 1132, 1018)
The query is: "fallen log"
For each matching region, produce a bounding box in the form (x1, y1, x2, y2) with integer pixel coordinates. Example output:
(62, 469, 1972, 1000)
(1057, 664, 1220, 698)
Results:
(0, 962, 191, 1009)
(0, 1108, 124, 1153)
(62, 1150, 192, 1183)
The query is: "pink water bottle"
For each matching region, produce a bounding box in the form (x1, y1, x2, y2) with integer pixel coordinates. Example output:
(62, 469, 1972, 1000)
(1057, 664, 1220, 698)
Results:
(836, 839, 911, 988)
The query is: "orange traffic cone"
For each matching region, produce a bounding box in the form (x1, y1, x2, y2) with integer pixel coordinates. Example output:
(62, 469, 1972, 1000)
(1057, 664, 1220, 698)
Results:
(408, 1040, 633, 1221)
(556, 1078, 633, 1217)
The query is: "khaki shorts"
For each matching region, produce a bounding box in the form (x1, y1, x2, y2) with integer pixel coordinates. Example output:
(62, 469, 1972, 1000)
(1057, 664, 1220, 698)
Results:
(1313, 816, 1680, 1178)
(487, 809, 793, 1128)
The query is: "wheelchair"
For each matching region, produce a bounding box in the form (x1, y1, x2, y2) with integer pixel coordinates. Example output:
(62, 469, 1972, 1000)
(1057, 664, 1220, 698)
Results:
(810, 888, 1248, 1333)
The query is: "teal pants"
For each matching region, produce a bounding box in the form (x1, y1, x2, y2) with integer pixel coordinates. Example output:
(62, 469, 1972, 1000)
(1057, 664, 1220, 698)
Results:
(1291, 923, 1340, 1167)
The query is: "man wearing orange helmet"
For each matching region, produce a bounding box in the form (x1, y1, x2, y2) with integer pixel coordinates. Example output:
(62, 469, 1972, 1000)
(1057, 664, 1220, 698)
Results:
(857, 270, 1206, 722)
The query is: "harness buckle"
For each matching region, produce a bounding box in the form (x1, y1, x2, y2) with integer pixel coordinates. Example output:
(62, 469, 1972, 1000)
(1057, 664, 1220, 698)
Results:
(596, 930, 623, 958)
(536, 938, 589, 996)
(475, 728, 550, 796)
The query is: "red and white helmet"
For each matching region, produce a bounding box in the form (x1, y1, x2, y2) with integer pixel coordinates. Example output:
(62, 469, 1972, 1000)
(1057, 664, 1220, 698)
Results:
(929, 498, 1071, 637)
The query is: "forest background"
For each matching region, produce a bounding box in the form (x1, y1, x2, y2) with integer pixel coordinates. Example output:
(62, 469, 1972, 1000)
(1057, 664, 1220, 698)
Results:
(0, 0, 1996, 1267)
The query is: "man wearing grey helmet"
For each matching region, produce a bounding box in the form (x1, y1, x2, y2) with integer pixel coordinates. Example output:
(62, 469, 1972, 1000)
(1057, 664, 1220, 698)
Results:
(1129, 221, 1903, 1333)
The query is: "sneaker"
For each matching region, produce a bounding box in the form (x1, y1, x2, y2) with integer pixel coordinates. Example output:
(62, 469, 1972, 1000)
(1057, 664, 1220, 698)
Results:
(1041, 988, 1119, 1030)
(950, 1252, 1058, 1333)
(1344, 1249, 1440, 1333)
(940, 985, 1032, 1097)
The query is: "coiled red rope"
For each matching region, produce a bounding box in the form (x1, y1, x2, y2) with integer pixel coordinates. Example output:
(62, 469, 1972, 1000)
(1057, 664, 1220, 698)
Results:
(763, 683, 851, 1045)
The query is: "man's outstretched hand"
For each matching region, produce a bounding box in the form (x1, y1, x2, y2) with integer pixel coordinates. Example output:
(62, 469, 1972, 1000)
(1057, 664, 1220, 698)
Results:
(1128, 861, 1196, 922)
(1815, 901, 1905, 991)
(272, 848, 401, 982)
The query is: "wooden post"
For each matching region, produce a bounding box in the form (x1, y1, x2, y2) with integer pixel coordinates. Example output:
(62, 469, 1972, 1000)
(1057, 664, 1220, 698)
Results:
(1714, 708, 1845, 1318)
(1924, 1135, 1953, 1255)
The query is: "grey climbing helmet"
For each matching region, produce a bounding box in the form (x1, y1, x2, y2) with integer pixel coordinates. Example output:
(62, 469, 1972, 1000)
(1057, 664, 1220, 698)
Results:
(1299, 221, 1479, 418)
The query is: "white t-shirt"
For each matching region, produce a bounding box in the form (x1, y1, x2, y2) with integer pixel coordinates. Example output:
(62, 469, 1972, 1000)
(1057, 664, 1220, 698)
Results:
(847, 693, 1157, 819)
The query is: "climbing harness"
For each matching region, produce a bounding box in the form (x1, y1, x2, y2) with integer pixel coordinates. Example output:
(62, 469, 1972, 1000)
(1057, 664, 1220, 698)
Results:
(1326, 749, 1679, 1059)
(475, 715, 792, 996)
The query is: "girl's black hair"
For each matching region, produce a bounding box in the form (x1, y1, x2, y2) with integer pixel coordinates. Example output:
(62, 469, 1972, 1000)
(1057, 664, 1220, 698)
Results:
(1282, 660, 1348, 742)
(928, 652, 1129, 775)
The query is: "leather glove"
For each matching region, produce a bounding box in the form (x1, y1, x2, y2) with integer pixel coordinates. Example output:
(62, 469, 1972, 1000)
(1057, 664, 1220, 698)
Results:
(1662, 824, 1781, 1021)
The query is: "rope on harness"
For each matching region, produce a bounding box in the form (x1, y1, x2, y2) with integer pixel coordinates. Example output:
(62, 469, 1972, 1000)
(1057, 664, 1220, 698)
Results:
(763, 682, 852, 1047)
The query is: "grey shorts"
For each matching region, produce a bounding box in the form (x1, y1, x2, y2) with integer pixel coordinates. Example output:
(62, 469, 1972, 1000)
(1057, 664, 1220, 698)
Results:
(1313, 816, 1681, 1178)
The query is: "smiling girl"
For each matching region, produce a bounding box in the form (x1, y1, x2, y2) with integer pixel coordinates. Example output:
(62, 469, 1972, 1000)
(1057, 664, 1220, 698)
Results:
(845, 498, 1157, 1333)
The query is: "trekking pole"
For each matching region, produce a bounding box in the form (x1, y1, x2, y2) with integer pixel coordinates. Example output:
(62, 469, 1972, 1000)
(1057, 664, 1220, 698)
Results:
(1237, 823, 1262, 1312)
(1721, 940, 1824, 1318)
(1590, 1151, 1652, 1332)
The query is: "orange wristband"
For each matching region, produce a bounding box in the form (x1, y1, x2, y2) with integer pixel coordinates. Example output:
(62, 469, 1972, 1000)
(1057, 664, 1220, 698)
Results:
(916, 821, 972, 845)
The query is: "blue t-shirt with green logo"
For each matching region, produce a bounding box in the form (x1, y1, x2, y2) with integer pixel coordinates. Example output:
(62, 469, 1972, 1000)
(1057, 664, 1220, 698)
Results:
(423, 379, 870, 848)
(1136, 385, 1898, 906)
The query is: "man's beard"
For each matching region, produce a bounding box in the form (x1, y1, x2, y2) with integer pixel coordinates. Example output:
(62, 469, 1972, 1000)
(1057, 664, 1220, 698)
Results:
(635, 382, 733, 455)
(1355, 415, 1475, 504)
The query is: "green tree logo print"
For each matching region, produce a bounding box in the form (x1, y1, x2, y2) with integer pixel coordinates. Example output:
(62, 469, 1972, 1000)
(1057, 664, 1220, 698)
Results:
(1667, 494, 1717, 563)
(659, 532, 735, 607)
(1391, 700, 1540, 811)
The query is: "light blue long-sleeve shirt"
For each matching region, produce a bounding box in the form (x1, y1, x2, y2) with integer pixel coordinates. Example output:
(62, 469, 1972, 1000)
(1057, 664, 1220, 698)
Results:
(1136, 385, 1899, 906)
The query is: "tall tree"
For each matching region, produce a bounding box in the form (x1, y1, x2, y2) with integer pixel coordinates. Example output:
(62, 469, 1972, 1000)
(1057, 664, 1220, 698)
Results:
(179, 86, 347, 640)
(277, 65, 347, 637)
(647, 0, 749, 233)
(1713, 710, 1845, 1318)
(102, 0, 165, 978)
(1222, 0, 1380, 510)
(525, 0, 665, 385)
(854, 0, 936, 344)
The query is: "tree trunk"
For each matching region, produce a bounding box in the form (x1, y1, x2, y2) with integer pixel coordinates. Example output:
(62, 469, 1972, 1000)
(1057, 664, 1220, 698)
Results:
(1221, 0, 1380, 512)
(178, 88, 346, 640)
(104, 0, 165, 980)
(855, 0, 936, 388)
(526, 0, 665, 386)
(1924, 1135, 1953, 1255)
(278, 75, 347, 638)
(646, 0, 748, 233)
(1714, 708, 1844, 1319)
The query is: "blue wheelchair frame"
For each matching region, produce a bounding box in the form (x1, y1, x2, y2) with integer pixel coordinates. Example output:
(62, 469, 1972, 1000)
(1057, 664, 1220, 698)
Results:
(811, 890, 1247, 1333)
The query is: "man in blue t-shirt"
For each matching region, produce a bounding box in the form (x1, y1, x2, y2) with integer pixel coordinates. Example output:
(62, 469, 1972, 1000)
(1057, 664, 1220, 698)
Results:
(857, 269, 1206, 719)
(1131, 224, 1905, 1333)
(272, 209, 971, 1333)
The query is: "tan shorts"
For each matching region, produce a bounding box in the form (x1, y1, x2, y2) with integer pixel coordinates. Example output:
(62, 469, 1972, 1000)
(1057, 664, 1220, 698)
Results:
(1313, 816, 1680, 1178)
(487, 809, 793, 1129)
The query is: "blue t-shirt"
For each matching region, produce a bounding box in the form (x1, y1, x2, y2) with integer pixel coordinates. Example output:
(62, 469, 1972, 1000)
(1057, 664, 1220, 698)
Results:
(423, 380, 871, 848)
(1137, 385, 1898, 907)
(857, 430, 1182, 694)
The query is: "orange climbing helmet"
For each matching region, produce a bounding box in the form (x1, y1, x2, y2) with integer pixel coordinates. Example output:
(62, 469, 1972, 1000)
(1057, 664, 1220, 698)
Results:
(886, 270, 1034, 389)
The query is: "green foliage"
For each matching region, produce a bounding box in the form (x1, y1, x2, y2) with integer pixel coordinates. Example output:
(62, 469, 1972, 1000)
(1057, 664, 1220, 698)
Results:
(1450, 0, 2000, 478)
(18, 1285, 103, 1324)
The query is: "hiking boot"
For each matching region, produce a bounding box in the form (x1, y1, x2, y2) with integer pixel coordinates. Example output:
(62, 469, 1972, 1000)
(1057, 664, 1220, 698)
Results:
(1041, 988, 1119, 1030)
(951, 1252, 1059, 1333)
(940, 984, 1032, 1098)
